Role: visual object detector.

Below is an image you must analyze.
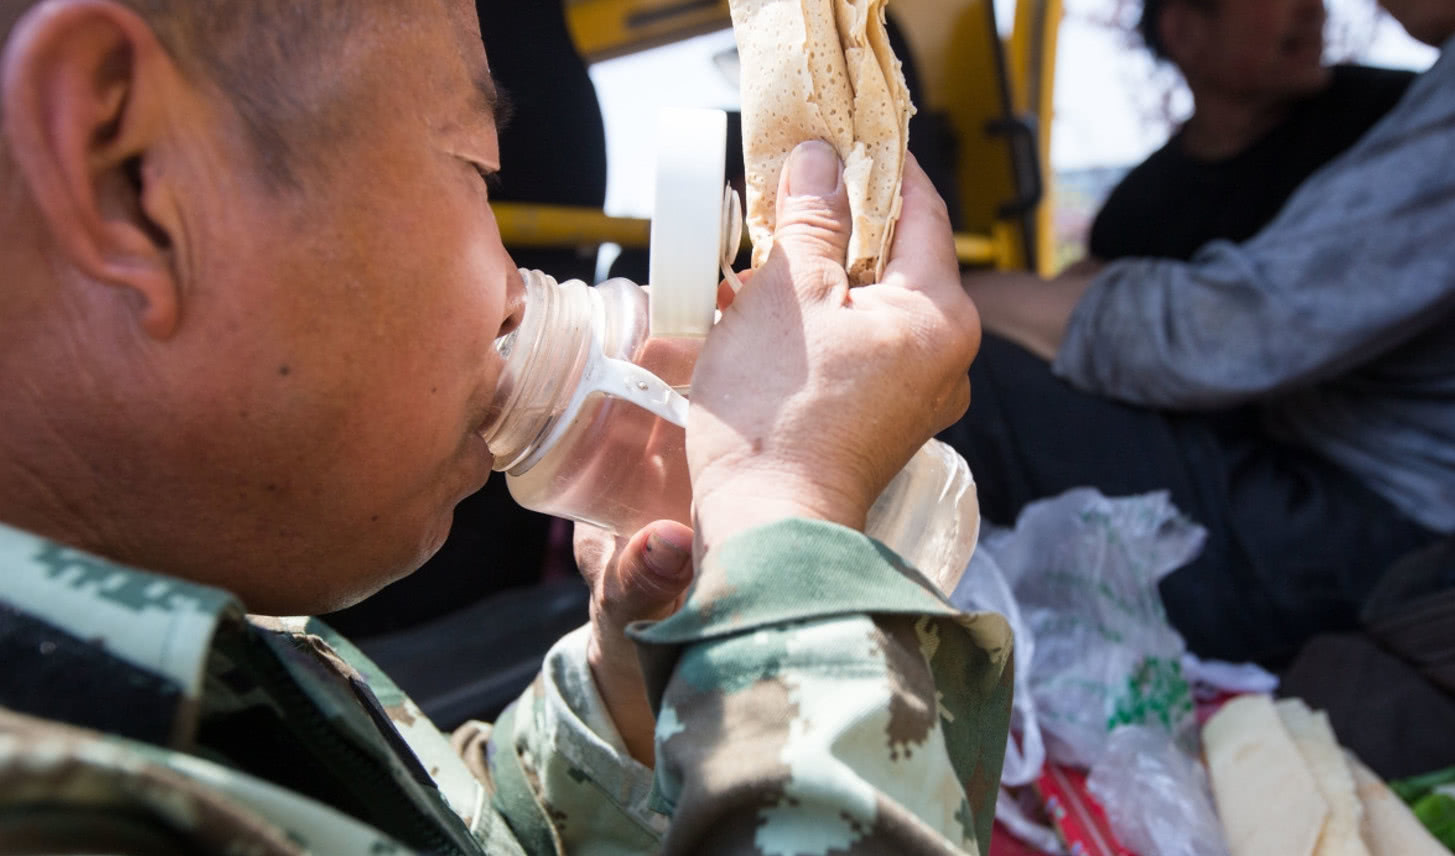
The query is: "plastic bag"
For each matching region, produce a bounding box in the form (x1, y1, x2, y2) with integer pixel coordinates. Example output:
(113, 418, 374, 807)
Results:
(1087, 726, 1229, 856)
(996, 790, 1068, 856)
(951, 488, 1218, 854)
(1181, 652, 1278, 701)
(990, 488, 1206, 768)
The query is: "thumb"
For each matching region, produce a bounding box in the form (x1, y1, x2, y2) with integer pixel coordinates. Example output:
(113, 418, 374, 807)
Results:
(601, 520, 695, 627)
(770, 140, 851, 278)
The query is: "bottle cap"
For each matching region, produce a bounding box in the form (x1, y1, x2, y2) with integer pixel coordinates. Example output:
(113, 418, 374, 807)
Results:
(649, 108, 733, 339)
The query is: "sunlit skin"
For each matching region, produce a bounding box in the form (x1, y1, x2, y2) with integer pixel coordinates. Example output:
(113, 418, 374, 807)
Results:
(0, 0, 524, 614)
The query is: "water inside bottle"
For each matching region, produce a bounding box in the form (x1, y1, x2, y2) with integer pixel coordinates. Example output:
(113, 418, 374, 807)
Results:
(503, 336, 698, 535)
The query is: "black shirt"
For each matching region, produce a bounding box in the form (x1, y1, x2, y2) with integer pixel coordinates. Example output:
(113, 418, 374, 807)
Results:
(1089, 64, 1416, 262)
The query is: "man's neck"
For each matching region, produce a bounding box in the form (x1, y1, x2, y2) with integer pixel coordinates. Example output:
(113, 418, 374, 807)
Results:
(0, 337, 140, 570)
(1179, 89, 1300, 161)
(0, 436, 118, 561)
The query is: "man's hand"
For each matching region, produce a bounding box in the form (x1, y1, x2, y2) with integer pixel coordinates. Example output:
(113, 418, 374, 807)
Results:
(961, 263, 1100, 362)
(574, 519, 694, 766)
(688, 141, 981, 553)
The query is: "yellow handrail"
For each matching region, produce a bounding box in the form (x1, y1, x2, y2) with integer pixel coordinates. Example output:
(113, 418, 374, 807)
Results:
(564, 0, 733, 62)
(955, 233, 1000, 267)
(495, 202, 1006, 267)
(493, 203, 651, 249)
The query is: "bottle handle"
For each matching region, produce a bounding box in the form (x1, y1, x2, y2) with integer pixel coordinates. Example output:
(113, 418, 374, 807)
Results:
(586, 355, 691, 429)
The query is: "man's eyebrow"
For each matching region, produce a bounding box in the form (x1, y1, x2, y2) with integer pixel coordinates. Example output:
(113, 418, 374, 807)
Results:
(476, 71, 514, 131)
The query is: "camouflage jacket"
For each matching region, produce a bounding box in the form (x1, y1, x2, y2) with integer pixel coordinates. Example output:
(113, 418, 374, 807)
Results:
(0, 517, 1012, 854)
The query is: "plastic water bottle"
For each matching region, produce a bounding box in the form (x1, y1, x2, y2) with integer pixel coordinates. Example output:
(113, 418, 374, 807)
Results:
(480, 269, 979, 594)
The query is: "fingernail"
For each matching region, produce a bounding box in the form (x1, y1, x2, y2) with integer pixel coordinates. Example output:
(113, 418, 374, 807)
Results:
(786, 140, 843, 198)
(643, 531, 692, 579)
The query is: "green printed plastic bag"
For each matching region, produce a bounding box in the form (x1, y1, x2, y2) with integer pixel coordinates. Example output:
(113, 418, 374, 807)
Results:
(976, 488, 1207, 767)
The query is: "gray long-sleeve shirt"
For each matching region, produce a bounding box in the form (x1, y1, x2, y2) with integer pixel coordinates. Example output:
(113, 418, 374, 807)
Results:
(1055, 38, 1455, 534)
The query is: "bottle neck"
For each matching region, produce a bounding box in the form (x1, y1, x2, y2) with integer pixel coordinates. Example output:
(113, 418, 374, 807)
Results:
(480, 270, 596, 472)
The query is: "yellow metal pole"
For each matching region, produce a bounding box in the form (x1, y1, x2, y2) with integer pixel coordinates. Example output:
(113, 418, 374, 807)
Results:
(1032, 0, 1063, 277)
(1008, 0, 1064, 277)
(955, 233, 1000, 268)
(564, 0, 733, 62)
(493, 203, 651, 250)
(495, 202, 1004, 267)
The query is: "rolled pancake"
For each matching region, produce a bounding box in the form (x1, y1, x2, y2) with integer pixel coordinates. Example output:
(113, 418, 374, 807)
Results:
(730, 0, 915, 285)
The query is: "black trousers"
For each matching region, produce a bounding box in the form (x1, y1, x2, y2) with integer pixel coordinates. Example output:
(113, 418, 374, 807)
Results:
(938, 335, 1438, 667)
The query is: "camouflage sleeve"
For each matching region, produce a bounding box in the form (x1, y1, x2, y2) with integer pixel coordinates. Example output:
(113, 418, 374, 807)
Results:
(456, 625, 669, 855)
(468, 518, 1012, 855)
(632, 518, 1014, 855)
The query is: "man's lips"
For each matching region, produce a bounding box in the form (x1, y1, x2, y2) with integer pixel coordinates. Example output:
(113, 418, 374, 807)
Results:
(474, 413, 502, 471)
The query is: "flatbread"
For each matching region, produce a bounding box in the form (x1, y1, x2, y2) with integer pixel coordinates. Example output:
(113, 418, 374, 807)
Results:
(729, 0, 915, 285)
(1346, 753, 1450, 856)
(1203, 695, 1329, 856)
(1275, 699, 1371, 856)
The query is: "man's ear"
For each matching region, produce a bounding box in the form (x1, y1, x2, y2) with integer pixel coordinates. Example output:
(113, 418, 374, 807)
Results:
(2, 1, 184, 339)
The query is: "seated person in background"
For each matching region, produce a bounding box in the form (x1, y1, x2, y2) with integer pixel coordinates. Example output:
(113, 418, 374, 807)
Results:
(946, 0, 1455, 668)
(0, 1, 1009, 853)
(1092, 0, 1415, 263)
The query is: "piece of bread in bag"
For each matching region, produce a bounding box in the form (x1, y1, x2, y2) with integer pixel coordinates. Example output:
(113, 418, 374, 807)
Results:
(729, 0, 915, 285)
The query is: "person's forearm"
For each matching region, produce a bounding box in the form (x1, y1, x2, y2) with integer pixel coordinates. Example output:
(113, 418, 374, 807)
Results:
(654, 613, 1002, 854)
(634, 519, 1014, 855)
(962, 270, 1094, 361)
(464, 627, 665, 853)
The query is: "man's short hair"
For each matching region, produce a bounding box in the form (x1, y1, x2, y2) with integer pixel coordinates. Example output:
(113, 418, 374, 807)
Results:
(1139, 0, 1218, 61)
(2, 0, 369, 187)
(125, 0, 363, 187)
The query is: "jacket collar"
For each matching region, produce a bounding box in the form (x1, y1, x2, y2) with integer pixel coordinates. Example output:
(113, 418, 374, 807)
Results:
(0, 521, 243, 746)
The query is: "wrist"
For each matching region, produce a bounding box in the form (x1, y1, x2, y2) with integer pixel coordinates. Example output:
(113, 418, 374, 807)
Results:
(585, 631, 658, 765)
(962, 272, 1083, 362)
(691, 483, 869, 558)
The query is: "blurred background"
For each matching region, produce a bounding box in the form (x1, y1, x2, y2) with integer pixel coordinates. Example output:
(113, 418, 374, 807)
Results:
(587, 0, 1437, 272)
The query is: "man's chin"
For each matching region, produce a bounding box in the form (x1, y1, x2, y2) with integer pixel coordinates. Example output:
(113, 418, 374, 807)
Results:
(276, 468, 491, 615)
(300, 560, 423, 617)
(320, 525, 454, 615)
